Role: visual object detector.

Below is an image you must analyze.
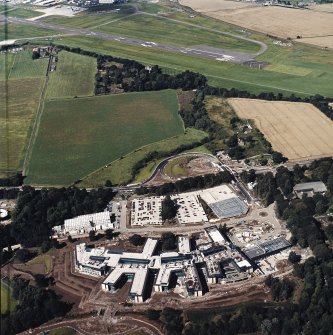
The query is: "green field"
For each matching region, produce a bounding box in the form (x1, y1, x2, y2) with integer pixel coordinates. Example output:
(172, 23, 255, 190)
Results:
(78, 128, 208, 187)
(0, 281, 17, 314)
(46, 51, 96, 99)
(0, 78, 45, 177)
(26, 90, 184, 186)
(2, 50, 49, 79)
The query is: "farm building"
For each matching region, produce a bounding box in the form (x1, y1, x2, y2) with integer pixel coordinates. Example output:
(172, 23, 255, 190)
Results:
(293, 181, 327, 198)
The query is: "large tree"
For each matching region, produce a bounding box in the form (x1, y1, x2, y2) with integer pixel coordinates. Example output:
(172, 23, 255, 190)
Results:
(161, 195, 178, 221)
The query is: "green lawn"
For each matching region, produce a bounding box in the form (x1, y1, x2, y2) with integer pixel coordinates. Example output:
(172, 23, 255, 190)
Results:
(46, 51, 96, 99)
(78, 127, 208, 187)
(164, 156, 189, 178)
(0, 281, 17, 314)
(3, 50, 49, 79)
(26, 90, 184, 186)
(0, 78, 45, 177)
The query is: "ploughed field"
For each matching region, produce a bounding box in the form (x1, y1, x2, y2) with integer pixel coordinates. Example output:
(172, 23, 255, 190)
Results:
(25, 90, 184, 186)
(228, 98, 333, 161)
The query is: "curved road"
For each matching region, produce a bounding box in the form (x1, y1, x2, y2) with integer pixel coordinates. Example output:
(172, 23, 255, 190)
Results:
(1, 8, 267, 64)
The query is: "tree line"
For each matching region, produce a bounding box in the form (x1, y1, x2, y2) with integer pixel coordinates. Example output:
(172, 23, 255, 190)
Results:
(4, 186, 114, 248)
(136, 171, 233, 196)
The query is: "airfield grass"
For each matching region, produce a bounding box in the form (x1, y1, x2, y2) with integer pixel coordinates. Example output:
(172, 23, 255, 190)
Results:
(40, 11, 259, 53)
(78, 128, 208, 187)
(0, 23, 57, 41)
(49, 34, 333, 97)
(2, 7, 43, 19)
(1, 49, 49, 79)
(0, 52, 15, 80)
(0, 281, 17, 314)
(94, 13, 259, 53)
(41, 5, 137, 29)
(46, 51, 96, 99)
(26, 90, 184, 186)
(0, 78, 45, 177)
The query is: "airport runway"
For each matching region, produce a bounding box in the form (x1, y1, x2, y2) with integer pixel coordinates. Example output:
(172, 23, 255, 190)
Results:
(1, 14, 256, 64)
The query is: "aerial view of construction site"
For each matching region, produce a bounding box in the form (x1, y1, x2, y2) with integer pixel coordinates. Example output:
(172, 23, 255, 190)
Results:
(1, 0, 333, 334)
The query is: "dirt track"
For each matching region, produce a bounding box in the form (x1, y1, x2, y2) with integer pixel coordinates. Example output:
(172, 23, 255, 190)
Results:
(228, 98, 333, 161)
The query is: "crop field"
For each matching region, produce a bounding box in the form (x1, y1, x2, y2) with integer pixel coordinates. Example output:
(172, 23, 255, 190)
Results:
(0, 281, 17, 314)
(26, 90, 184, 186)
(0, 78, 45, 177)
(196, 5, 333, 49)
(228, 98, 333, 161)
(1, 50, 49, 79)
(46, 51, 96, 99)
(78, 128, 208, 187)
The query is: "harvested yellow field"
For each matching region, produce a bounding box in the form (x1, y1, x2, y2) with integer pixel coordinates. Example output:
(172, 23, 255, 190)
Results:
(179, 0, 253, 11)
(228, 98, 333, 161)
(182, 2, 333, 49)
(308, 3, 333, 13)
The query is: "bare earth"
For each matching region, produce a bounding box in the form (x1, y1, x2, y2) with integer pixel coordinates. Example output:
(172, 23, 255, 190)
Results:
(180, 1, 333, 48)
(228, 98, 333, 161)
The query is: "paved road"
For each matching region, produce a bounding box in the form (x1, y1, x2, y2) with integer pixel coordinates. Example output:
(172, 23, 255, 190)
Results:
(2, 14, 258, 64)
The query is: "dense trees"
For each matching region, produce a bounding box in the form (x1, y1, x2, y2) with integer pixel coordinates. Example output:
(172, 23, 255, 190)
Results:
(1, 277, 71, 335)
(11, 187, 114, 247)
(129, 234, 146, 246)
(161, 195, 178, 221)
(0, 173, 24, 187)
(136, 171, 233, 196)
(161, 232, 177, 251)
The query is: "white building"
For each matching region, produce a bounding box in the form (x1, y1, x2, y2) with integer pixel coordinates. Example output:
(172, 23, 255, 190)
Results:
(53, 211, 114, 236)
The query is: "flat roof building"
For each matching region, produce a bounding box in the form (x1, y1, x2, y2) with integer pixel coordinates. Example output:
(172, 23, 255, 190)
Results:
(294, 181, 327, 198)
(53, 211, 114, 236)
(243, 237, 291, 261)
